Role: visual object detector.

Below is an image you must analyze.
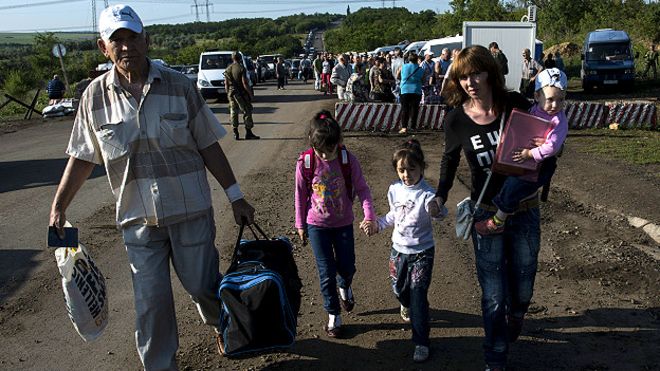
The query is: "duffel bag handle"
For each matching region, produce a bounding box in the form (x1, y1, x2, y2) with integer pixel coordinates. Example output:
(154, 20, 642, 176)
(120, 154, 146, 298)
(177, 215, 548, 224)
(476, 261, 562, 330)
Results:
(229, 219, 270, 270)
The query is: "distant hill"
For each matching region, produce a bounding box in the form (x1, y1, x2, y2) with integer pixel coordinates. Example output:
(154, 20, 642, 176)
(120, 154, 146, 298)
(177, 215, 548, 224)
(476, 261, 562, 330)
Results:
(0, 32, 96, 45)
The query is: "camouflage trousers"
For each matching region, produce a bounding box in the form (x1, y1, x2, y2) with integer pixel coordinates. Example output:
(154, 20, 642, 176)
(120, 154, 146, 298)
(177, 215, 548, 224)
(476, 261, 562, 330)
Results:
(229, 92, 254, 129)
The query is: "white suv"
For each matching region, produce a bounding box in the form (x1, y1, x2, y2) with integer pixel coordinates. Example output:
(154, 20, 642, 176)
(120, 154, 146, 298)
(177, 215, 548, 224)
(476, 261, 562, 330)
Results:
(197, 51, 251, 100)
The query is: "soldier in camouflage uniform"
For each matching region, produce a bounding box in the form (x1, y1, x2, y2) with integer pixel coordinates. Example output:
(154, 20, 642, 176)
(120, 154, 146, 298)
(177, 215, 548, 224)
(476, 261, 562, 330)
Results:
(642, 44, 658, 80)
(224, 52, 260, 140)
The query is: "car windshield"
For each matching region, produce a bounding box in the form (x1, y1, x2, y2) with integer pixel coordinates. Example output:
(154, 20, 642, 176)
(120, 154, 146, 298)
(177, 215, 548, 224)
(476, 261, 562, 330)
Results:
(201, 54, 233, 70)
(587, 42, 631, 61)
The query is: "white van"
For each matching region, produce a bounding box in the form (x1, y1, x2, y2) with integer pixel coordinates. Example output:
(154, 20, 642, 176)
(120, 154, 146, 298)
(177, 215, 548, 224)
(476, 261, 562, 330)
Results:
(197, 50, 250, 100)
(403, 40, 428, 55)
(420, 36, 463, 58)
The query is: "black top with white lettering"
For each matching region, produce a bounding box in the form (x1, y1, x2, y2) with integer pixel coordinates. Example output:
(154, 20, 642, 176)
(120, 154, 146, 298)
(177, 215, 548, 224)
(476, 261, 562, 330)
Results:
(437, 91, 531, 205)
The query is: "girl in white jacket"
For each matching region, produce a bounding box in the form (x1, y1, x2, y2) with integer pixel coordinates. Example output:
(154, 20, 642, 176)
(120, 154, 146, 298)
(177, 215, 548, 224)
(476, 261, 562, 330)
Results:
(361, 139, 447, 363)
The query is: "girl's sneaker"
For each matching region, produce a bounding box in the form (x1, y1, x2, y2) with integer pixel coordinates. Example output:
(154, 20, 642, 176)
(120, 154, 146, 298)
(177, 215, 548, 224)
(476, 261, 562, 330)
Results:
(413, 345, 429, 362)
(400, 305, 411, 323)
(339, 287, 355, 312)
(324, 314, 342, 338)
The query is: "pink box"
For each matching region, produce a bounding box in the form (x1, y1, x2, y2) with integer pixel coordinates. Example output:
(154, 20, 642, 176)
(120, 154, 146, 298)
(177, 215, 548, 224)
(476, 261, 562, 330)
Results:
(493, 109, 552, 176)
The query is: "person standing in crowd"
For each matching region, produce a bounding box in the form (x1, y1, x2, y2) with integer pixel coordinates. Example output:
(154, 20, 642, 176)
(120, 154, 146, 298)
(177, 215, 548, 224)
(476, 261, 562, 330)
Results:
(47, 74, 66, 105)
(419, 50, 435, 103)
(554, 51, 565, 73)
(224, 52, 260, 140)
(544, 52, 556, 69)
(346, 63, 369, 103)
(322, 54, 333, 95)
(435, 45, 539, 371)
(276, 56, 287, 90)
(369, 57, 394, 102)
(437, 48, 452, 77)
(331, 55, 351, 100)
(439, 49, 460, 97)
(49, 5, 256, 370)
(489, 42, 509, 79)
(362, 139, 446, 363)
(300, 55, 312, 83)
(256, 57, 265, 83)
(398, 53, 424, 134)
(642, 44, 658, 79)
(313, 53, 323, 90)
(391, 46, 405, 103)
(520, 48, 544, 98)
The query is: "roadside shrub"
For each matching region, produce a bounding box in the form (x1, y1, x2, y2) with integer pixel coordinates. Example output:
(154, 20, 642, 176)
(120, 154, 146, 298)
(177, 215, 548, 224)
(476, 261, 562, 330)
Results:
(2, 69, 39, 100)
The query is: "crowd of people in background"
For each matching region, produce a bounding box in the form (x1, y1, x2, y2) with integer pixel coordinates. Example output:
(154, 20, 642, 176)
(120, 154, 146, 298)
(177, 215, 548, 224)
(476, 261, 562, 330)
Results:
(310, 46, 464, 108)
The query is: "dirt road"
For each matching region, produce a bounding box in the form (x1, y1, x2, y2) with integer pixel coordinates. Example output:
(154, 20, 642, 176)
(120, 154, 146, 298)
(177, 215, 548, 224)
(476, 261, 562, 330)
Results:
(0, 80, 658, 371)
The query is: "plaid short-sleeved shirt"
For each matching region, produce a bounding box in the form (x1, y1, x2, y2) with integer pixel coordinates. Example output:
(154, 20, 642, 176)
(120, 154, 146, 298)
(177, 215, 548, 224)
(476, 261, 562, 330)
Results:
(67, 60, 227, 228)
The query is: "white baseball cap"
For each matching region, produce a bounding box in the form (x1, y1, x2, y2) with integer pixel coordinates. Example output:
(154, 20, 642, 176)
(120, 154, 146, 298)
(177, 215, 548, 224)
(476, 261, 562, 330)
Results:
(99, 4, 143, 40)
(535, 68, 568, 91)
(424, 50, 434, 56)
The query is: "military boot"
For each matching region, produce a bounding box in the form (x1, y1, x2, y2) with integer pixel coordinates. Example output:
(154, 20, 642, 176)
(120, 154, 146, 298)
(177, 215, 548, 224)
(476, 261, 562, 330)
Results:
(245, 128, 260, 140)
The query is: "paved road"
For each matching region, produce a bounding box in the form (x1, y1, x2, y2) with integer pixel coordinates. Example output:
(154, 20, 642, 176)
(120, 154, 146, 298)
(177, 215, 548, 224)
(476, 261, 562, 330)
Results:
(0, 79, 334, 370)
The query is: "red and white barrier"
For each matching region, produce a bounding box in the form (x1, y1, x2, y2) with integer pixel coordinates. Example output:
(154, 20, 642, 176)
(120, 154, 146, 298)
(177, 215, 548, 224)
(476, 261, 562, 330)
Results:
(336, 101, 657, 132)
(335, 102, 448, 131)
(605, 102, 657, 130)
(565, 101, 607, 129)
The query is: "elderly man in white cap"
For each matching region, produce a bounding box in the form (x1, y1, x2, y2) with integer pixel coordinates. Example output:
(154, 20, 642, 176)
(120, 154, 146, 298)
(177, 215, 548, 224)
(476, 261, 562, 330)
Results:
(49, 4, 255, 370)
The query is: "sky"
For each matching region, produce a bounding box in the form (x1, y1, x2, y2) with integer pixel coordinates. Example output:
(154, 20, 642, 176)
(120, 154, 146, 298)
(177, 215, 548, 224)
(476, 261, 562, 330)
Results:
(0, 0, 450, 33)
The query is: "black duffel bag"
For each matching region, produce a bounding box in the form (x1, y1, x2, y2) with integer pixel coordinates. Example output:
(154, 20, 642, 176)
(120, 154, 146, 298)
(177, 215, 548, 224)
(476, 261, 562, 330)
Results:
(217, 222, 302, 357)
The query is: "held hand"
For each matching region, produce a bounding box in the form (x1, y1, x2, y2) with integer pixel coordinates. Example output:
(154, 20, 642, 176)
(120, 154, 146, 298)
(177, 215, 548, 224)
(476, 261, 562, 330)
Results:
(231, 198, 255, 225)
(359, 220, 378, 236)
(531, 136, 546, 147)
(512, 148, 532, 163)
(297, 228, 307, 246)
(428, 199, 441, 218)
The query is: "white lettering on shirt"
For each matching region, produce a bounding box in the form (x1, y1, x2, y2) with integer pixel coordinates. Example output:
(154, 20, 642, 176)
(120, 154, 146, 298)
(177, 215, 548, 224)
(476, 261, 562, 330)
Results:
(470, 135, 483, 150)
(476, 149, 496, 167)
(486, 130, 500, 146)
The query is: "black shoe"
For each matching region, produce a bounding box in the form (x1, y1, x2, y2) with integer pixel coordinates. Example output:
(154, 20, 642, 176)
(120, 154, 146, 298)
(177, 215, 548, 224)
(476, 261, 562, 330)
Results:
(245, 129, 260, 140)
(233, 128, 240, 140)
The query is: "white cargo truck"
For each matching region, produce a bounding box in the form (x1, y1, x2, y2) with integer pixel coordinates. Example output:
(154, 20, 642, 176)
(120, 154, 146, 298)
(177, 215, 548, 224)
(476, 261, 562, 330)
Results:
(463, 21, 541, 91)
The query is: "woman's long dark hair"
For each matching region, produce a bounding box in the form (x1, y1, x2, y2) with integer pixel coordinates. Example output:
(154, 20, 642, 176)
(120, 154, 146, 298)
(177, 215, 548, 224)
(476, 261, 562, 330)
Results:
(442, 45, 508, 116)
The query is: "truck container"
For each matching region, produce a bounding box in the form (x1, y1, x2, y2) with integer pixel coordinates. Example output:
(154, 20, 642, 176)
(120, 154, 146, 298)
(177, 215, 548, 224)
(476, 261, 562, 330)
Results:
(463, 21, 543, 91)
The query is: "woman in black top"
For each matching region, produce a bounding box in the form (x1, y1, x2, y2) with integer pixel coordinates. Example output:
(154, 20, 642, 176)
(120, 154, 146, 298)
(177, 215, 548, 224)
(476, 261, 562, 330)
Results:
(435, 45, 539, 371)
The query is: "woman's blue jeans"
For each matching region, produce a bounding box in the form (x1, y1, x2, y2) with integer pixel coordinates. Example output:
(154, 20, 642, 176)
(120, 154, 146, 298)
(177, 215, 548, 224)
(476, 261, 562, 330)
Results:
(389, 247, 435, 346)
(472, 207, 541, 368)
(307, 224, 356, 315)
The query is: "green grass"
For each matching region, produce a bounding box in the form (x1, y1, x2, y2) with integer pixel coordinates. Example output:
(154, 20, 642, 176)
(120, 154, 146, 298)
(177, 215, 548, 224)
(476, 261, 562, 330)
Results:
(0, 32, 96, 45)
(569, 129, 660, 165)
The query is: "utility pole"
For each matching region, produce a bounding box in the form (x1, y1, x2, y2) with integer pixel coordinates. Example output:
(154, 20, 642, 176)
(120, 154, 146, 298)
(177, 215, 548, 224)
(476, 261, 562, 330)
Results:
(205, 0, 211, 22)
(91, 0, 96, 32)
(192, 0, 200, 22)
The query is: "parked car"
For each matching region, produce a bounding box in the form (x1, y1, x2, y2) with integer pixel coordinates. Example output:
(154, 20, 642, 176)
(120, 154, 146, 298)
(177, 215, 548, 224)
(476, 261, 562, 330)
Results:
(258, 54, 284, 79)
(197, 50, 250, 101)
